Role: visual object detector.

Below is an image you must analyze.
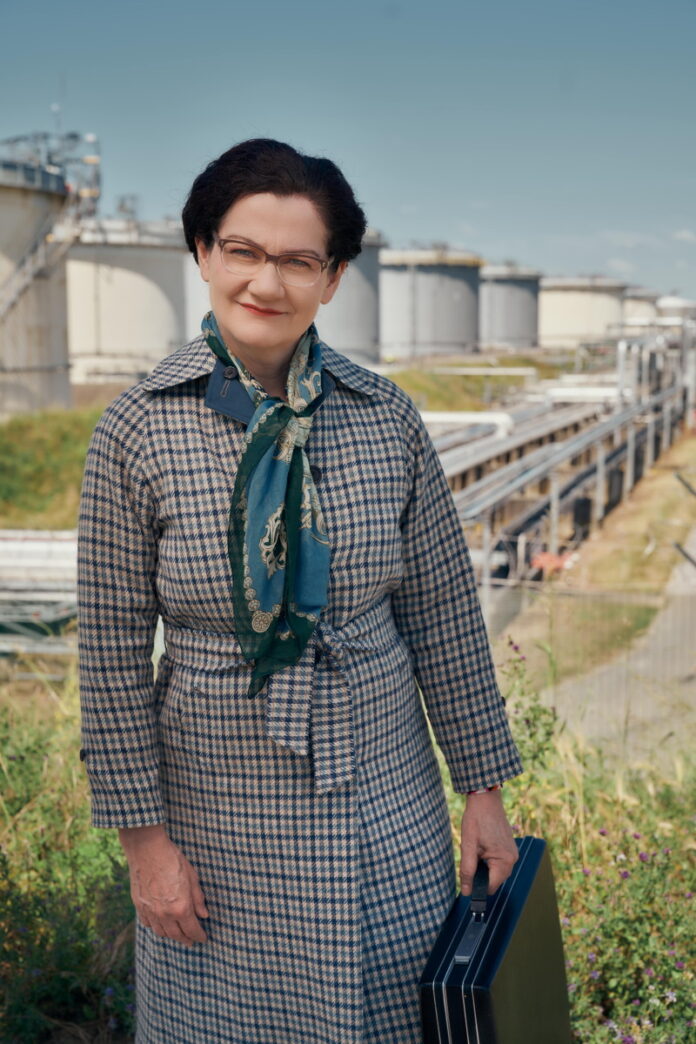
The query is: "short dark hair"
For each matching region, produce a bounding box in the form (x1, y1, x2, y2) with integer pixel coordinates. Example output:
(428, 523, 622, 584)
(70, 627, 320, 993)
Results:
(182, 138, 367, 270)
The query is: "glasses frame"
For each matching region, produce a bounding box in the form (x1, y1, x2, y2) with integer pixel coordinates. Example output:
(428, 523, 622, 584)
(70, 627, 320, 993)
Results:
(214, 236, 332, 288)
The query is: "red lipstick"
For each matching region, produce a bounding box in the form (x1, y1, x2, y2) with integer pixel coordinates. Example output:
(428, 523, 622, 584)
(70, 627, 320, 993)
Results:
(240, 303, 283, 316)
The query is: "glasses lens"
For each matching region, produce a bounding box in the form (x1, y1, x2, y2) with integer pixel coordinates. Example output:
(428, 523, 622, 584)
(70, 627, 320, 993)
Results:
(277, 255, 323, 287)
(219, 241, 264, 274)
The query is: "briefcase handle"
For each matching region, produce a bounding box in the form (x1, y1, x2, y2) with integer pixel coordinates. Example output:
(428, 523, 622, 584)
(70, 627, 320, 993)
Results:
(469, 859, 489, 917)
(454, 860, 489, 965)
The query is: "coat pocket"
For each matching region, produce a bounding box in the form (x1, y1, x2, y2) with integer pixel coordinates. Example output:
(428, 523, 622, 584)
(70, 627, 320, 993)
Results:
(159, 657, 261, 770)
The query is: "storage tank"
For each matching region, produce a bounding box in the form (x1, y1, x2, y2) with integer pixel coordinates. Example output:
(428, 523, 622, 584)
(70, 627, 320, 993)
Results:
(479, 263, 541, 349)
(539, 276, 628, 349)
(656, 294, 696, 320)
(623, 286, 660, 324)
(316, 228, 385, 364)
(0, 161, 71, 417)
(379, 247, 482, 360)
(67, 219, 203, 386)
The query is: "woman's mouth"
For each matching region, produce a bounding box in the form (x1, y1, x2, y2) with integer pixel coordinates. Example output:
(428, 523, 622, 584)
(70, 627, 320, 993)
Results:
(239, 303, 284, 316)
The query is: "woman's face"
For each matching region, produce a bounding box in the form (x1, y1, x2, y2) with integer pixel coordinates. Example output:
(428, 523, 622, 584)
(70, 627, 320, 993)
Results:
(196, 193, 346, 363)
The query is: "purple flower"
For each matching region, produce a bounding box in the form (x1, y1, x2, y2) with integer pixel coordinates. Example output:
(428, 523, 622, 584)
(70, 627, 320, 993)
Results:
(685, 892, 693, 899)
(662, 847, 671, 855)
(598, 828, 608, 836)
(620, 870, 631, 879)
(644, 967, 655, 977)
(621, 1036, 636, 1043)
(126, 1003, 135, 1013)
(588, 952, 596, 963)
(582, 867, 591, 876)
(676, 961, 685, 970)
(632, 999, 641, 1005)
(103, 986, 115, 998)
(639, 852, 649, 863)
(561, 917, 570, 926)
(633, 832, 642, 839)
(589, 970, 599, 980)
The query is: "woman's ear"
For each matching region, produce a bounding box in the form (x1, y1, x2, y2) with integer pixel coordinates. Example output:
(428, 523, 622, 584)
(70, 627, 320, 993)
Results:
(320, 261, 348, 305)
(195, 238, 211, 282)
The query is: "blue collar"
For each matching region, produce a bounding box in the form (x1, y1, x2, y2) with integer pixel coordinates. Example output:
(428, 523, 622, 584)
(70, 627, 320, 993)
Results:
(204, 357, 337, 425)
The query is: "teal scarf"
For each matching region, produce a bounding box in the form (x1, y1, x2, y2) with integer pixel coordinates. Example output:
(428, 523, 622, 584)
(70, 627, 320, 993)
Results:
(202, 311, 330, 696)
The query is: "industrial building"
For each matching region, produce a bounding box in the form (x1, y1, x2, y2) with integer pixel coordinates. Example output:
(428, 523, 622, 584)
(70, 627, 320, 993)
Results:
(479, 263, 541, 350)
(67, 218, 209, 388)
(316, 228, 384, 363)
(538, 275, 629, 350)
(379, 247, 482, 360)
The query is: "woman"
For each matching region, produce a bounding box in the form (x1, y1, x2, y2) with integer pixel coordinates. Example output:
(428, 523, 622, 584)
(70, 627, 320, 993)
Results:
(78, 138, 522, 1043)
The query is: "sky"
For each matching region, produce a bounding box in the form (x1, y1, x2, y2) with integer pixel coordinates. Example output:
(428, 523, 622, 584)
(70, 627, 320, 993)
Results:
(2, 0, 696, 298)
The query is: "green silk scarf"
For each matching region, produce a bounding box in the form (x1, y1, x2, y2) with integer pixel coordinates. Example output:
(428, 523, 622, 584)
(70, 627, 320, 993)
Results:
(201, 311, 330, 696)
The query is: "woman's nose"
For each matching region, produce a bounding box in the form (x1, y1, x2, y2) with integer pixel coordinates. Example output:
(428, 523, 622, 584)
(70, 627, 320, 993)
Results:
(248, 260, 285, 296)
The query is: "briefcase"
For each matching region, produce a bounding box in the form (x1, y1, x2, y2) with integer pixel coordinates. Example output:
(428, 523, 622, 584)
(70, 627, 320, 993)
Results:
(420, 836, 572, 1044)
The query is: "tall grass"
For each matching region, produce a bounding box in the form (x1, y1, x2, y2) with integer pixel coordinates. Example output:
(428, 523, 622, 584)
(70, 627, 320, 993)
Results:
(1, 653, 693, 1042)
(0, 409, 102, 529)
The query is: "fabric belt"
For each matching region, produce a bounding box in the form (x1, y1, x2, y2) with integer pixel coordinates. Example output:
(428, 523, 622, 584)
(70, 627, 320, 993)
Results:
(162, 597, 400, 794)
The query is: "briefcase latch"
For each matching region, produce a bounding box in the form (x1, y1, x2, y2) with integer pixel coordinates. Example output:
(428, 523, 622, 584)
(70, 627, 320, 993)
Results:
(454, 860, 488, 965)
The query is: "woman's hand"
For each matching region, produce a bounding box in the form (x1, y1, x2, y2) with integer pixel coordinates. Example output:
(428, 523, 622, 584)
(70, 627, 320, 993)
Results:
(459, 789, 518, 896)
(119, 824, 210, 946)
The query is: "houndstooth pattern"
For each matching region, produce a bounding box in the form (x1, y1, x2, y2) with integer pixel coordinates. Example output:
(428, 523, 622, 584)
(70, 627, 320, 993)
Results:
(78, 334, 522, 1043)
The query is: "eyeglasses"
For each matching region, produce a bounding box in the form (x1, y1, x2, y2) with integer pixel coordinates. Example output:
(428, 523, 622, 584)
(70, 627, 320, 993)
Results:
(215, 237, 332, 288)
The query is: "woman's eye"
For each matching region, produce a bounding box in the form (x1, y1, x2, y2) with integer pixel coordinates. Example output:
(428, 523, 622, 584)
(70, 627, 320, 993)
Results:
(284, 257, 313, 270)
(226, 246, 257, 260)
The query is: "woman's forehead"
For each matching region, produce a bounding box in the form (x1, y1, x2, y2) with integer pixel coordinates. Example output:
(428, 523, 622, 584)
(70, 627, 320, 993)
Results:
(217, 193, 328, 252)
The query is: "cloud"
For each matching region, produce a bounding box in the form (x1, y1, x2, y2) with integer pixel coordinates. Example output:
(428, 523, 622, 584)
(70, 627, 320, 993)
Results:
(673, 228, 696, 243)
(606, 257, 636, 277)
(600, 230, 662, 250)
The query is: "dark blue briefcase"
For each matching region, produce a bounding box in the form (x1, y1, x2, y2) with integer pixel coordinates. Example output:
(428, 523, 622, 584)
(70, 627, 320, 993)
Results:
(420, 836, 572, 1043)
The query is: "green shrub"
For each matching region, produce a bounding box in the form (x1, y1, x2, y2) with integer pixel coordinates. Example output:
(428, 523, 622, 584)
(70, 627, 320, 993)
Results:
(0, 673, 135, 1041)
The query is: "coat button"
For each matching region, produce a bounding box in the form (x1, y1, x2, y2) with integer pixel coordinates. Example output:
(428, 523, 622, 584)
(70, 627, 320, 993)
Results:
(223, 366, 237, 380)
(79, 748, 86, 761)
(310, 465, 322, 484)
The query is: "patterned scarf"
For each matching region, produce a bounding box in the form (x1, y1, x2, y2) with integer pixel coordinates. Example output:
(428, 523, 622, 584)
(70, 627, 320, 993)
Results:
(202, 311, 330, 696)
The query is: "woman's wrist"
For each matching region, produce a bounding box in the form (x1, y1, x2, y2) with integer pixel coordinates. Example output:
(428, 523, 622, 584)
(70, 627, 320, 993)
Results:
(466, 783, 503, 796)
(118, 823, 169, 858)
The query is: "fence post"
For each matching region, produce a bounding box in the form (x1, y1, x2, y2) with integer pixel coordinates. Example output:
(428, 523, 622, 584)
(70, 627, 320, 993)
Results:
(593, 442, 606, 528)
(624, 422, 635, 500)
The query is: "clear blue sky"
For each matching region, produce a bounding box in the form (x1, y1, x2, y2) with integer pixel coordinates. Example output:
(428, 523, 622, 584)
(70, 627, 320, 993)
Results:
(3, 0, 695, 297)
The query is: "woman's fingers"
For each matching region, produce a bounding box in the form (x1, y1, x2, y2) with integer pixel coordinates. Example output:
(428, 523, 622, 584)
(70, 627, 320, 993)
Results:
(188, 865, 210, 921)
(122, 829, 210, 945)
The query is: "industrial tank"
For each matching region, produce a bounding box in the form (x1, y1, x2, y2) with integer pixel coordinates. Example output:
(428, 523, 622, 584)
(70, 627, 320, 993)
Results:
(0, 161, 71, 417)
(656, 294, 696, 320)
(379, 247, 482, 360)
(479, 263, 541, 349)
(539, 276, 628, 349)
(67, 219, 202, 385)
(623, 286, 660, 324)
(315, 228, 385, 364)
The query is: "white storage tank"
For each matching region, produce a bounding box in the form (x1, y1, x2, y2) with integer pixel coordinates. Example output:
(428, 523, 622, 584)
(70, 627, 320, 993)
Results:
(379, 247, 482, 360)
(539, 275, 628, 349)
(67, 219, 208, 386)
(0, 162, 71, 417)
(479, 263, 541, 349)
(316, 228, 385, 364)
(656, 294, 696, 320)
(623, 286, 660, 324)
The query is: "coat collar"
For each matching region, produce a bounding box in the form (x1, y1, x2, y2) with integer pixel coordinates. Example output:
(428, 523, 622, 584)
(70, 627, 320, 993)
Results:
(140, 333, 378, 399)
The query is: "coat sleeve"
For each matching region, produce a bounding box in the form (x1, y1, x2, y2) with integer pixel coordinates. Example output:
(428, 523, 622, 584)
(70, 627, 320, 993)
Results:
(390, 404, 523, 794)
(77, 393, 165, 829)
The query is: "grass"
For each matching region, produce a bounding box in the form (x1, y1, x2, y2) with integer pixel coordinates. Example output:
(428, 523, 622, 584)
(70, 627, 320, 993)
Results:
(388, 368, 527, 410)
(1, 655, 693, 1042)
(0, 409, 103, 530)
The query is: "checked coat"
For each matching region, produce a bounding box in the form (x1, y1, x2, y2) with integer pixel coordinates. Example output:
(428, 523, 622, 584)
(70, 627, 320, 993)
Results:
(78, 333, 522, 1044)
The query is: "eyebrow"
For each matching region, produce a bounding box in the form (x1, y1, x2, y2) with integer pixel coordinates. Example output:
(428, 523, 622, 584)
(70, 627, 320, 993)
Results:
(217, 234, 324, 260)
